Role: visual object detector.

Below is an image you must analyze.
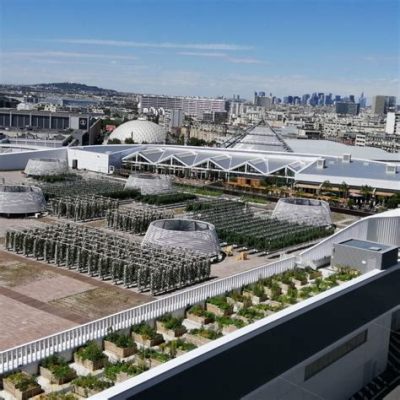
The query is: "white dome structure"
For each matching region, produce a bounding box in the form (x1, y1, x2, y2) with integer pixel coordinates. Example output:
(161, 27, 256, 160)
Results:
(0, 185, 46, 216)
(124, 174, 172, 195)
(24, 158, 68, 177)
(272, 197, 332, 227)
(142, 219, 220, 257)
(108, 120, 166, 144)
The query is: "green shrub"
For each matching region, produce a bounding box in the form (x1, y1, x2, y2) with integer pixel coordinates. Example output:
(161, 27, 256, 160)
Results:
(104, 331, 135, 348)
(187, 305, 215, 321)
(216, 316, 245, 329)
(138, 348, 171, 363)
(76, 341, 105, 362)
(73, 375, 112, 390)
(37, 393, 77, 400)
(207, 296, 232, 311)
(104, 361, 147, 382)
(131, 323, 160, 340)
(237, 307, 264, 321)
(189, 328, 222, 340)
(7, 372, 39, 392)
(157, 314, 185, 330)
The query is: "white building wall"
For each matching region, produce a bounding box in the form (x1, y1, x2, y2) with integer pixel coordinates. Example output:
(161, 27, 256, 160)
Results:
(243, 312, 392, 400)
(385, 112, 400, 135)
(67, 148, 110, 174)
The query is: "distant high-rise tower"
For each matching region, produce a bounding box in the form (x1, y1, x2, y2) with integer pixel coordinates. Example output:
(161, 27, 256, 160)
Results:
(358, 92, 367, 108)
(372, 95, 396, 114)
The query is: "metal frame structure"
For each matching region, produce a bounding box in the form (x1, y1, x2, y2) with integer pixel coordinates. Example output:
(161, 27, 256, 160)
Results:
(0, 185, 46, 215)
(142, 219, 220, 257)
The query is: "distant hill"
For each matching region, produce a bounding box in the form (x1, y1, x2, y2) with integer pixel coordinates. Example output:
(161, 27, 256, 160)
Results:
(29, 82, 118, 95)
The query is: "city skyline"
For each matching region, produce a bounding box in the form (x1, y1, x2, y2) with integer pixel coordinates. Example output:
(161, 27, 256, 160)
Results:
(0, 0, 399, 99)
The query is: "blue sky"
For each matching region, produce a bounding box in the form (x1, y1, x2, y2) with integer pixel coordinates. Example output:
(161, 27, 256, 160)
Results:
(0, 0, 399, 99)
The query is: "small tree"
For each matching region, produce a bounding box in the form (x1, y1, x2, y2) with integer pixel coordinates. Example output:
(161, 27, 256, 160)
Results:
(320, 180, 332, 193)
(339, 181, 349, 199)
(360, 185, 373, 200)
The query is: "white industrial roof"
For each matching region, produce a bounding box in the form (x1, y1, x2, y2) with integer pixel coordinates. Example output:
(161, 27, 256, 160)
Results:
(285, 139, 400, 162)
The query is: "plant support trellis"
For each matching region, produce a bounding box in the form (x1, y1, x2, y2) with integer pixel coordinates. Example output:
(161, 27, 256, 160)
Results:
(5, 224, 211, 295)
(51, 195, 119, 221)
(186, 199, 334, 251)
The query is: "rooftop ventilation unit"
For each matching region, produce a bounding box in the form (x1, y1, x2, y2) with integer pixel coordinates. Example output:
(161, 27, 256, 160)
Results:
(386, 164, 397, 175)
(317, 159, 326, 169)
(342, 154, 352, 163)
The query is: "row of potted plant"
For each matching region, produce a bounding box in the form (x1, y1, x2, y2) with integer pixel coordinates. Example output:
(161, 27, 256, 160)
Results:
(2, 265, 360, 400)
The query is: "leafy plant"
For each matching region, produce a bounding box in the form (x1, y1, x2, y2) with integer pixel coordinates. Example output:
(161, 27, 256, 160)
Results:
(187, 305, 215, 321)
(104, 331, 135, 348)
(189, 328, 222, 340)
(237, 307, 264, 321)
(76, 341, 105, 362)
(138, 348, 171, 363)
(7, 372, 39, 392)
(157, 314, 185, 330)
(216, 316, 245, 329)
(104, 361, 147, 382)
(131, 323, 161, 340)
(207, 296, 232, 311)
(73, 375, 112, 390)
(37, 393, 77, 400)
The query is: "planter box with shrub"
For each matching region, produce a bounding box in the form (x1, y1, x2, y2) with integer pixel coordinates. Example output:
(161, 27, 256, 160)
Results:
(206, 296, 233, 316)
(104, 361, 148, 383)
(131, 323, 164, 347)
(72, 375, 112, 398)
(74, 341, 106, 372)
(104, 331, 137, 359)
(186, 305, 215, 325)
(156, 314, 187, 338)
(40, 354, 76, 385)
(3, 371, 43, 400)
(185, 329, 222, 346)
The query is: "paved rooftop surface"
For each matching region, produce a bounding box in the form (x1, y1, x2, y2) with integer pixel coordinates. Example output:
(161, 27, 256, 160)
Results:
(0, 249, 152, 351)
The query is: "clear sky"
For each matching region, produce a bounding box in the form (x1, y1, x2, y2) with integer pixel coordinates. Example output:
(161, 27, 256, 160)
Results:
(0, 0, 399, 99)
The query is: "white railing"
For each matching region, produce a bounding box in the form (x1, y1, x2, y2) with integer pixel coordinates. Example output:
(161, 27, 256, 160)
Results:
(0, 257, 295, 374)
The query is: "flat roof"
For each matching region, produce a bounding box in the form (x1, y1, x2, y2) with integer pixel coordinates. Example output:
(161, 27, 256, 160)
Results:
(338, 239, 397, 252)
(285, 139, 400, 162)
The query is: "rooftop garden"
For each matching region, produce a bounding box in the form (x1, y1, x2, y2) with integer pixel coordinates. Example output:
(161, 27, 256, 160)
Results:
(1, 265, 362, 399)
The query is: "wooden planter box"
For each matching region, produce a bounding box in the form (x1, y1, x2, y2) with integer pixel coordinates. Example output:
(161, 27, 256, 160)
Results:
(186, 312, 213, 325)
(277, 282, 291, 294)
(226, 297, 245, 311)
(74, 354, 105, 372)
(222, 325, 239, 335)
(104, 340, 137, 359)
(206, 302, 232, 317)
(132, 333, 164, 348)
(40, 366, 76, 385)
(265, 300, 282, 308)
(3, 375, 43, 400)
(292, 278, 307, 287)
(73, 384, 102, 398)
(185, 333, 213, 347)
(156, 321, 186, 338)
(242, 291, 264, 305)
(116, 371, 136, 383)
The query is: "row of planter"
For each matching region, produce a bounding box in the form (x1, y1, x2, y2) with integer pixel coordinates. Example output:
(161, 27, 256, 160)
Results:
(1, 266, 360, 400)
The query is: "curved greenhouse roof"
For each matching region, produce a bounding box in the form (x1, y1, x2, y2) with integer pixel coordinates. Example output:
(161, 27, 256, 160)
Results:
(108, 120, 166, 144)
